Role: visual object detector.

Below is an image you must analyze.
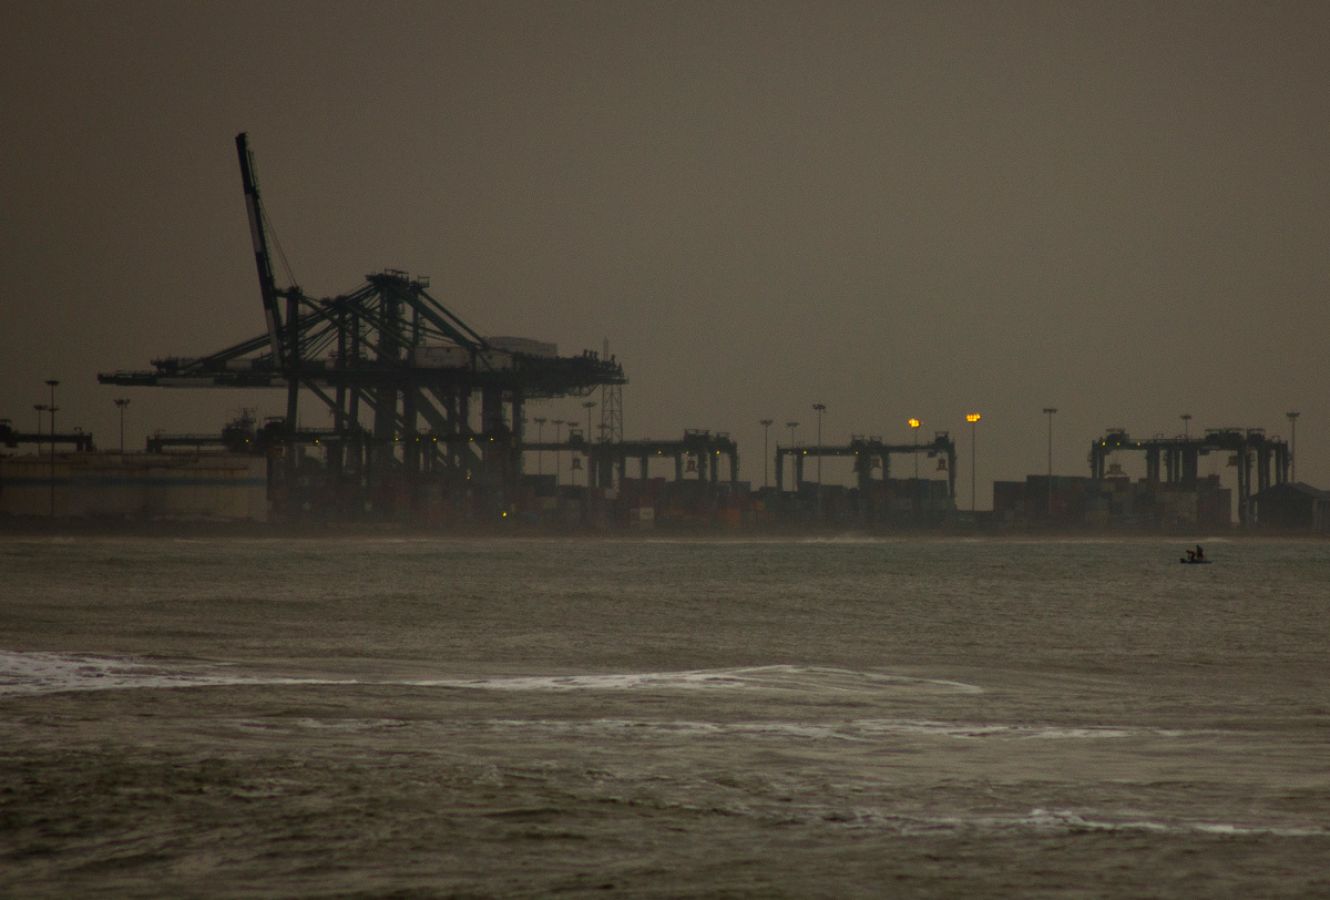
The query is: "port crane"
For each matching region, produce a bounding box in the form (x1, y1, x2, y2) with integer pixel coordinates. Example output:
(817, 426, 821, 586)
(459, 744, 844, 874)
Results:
(100, 134, 625, 517)
(1089, 427, 1289, 526)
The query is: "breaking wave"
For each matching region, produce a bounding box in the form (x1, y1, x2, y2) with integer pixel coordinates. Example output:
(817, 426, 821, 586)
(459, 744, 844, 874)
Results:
(0, 652, 979, 698)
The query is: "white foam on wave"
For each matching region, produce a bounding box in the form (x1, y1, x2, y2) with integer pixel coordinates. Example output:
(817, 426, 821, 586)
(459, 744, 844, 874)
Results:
(810, 806, 1327, 838)
(233, 717, 410, 733)
(0, 650, 348, 697)
(406, 671, 751, 692)
(405, 665, 984, 695)
(1007, 807, 1325, 838)
(477, 716, 1164, 743)
(0, 652, 981, 701)
(856, 720, 1133, 740)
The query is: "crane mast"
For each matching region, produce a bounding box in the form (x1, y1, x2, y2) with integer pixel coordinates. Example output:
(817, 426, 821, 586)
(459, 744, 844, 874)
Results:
(235, 132, 286, 367)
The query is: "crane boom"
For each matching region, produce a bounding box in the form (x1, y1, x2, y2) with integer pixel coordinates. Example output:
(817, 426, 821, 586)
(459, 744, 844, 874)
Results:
(235, 132, 286, 366)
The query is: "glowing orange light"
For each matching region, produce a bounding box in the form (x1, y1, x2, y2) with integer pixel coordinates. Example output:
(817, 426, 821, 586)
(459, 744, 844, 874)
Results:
(966, 413, 982, 423)
(907, 418, 921, 429)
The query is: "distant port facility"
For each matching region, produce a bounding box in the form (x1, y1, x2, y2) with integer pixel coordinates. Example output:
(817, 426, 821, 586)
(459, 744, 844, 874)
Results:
(2, 136, 1320, 532)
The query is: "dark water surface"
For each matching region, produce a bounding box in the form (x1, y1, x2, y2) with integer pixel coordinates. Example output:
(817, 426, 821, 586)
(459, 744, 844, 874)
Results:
(2, 536, 1327, 897)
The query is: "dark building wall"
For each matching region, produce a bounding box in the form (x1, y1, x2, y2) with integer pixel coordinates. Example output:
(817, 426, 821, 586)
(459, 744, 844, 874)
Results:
(1253, 483, 1330, 532)
(998, 475, 1231, 529)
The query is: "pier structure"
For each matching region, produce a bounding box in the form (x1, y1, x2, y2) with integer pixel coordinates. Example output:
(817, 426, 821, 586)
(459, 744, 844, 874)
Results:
(522, 429, 739, 490)
(1089, 427, 1289, 526)
(775, 433, 957, 497)
(99, 134, 623, 520)
(0, 420, 95, 452)
(600, 429, 739, 488)
(774, 433, 957, 523)
(145, 411, 341, 457)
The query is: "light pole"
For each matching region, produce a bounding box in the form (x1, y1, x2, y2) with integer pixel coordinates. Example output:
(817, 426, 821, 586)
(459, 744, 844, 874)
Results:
(34, 405, 47, 454)
(784, 421, 798, 491)
(533, 416, 546, 475)
(115, 398, 131, 454)
(908, 417, 922, 519)
(1043, 407, 1057, 518)
(1181, 413, 1192, 439)
(582, 401, 596, 487)
(552, 419, 564, 485)
(759, 419, 773, 488)
(813, 403, 826, 486)
(966, 412, 982, 514)
(907, 418, 921, 480)
(45, 379, 59, 517)
(1287, 411, 1300, 482)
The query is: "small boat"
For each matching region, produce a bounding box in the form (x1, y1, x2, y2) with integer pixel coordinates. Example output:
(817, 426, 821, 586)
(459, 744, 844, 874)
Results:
(1180, 545, 1209, 565)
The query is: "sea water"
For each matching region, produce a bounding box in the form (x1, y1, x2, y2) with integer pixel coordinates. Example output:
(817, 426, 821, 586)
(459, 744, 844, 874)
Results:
(1, 535, 1327, 897)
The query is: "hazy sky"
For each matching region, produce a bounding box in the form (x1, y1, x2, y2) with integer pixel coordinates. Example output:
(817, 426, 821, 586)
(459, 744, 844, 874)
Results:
(4, 0, 1328, 507)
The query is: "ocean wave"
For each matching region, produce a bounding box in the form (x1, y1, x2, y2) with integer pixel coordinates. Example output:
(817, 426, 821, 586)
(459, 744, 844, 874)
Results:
(809, 806, 1327, 838)
(404, 665, 984, 695)
(474, 716, 1179, 743)
(0, 653, 979, 699)
(997, 807, 1326, 838)
(0, 650, 347, 696)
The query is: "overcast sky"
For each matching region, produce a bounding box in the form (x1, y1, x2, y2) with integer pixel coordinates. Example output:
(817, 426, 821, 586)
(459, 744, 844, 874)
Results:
(4, 0, 1327, 506)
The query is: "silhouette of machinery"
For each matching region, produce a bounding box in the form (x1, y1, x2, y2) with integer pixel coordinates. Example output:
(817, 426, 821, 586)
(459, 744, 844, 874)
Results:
(100, 134, 624, 517)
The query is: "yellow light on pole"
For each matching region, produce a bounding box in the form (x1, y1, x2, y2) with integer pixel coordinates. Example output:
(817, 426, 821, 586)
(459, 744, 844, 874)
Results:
(908, 417, 923, 517)
(908, 418, 922, 482)
(965, 413, 982, 513)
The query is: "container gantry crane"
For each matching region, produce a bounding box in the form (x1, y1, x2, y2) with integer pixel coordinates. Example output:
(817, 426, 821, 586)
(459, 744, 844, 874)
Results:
(100, 133, 625, 519)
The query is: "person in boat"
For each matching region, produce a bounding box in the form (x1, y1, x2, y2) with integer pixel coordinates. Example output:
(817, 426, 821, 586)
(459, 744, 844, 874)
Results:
(1195, 545, 1205, 561)
(1186, 549, 1196, 562)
